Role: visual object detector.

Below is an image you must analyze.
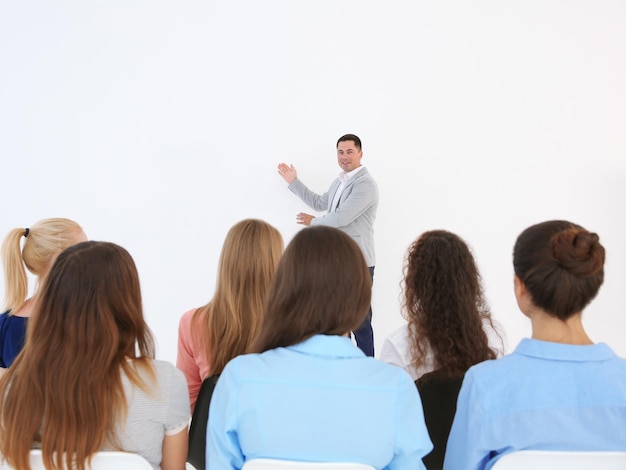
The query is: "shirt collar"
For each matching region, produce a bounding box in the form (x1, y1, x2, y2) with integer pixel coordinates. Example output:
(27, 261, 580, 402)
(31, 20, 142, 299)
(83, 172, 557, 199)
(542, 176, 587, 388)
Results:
(514, 338, 616, 362)
(338, 165, 365, 183)
(288, 334, 365, 359)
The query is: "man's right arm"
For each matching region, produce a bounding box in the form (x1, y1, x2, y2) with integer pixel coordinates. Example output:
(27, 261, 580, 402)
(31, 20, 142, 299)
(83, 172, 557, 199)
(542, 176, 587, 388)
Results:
(277, 162, 329, 212)
(277, 162, 297, 184)
(288, 178, 329, 212)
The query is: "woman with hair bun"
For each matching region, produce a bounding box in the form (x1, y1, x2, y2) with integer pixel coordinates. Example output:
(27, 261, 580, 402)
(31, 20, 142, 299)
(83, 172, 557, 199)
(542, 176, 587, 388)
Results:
(0, 218, 87, 369)
(444, 220, 626, 470)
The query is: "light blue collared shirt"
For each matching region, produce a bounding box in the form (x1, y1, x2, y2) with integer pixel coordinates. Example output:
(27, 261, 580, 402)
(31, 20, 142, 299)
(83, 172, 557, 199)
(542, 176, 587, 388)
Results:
(207, 334, 432, 469)
(444, 338, 626, 470)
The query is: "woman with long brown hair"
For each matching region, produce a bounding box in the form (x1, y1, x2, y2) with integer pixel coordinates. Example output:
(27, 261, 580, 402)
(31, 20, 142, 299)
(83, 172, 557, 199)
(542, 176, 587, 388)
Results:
(0, 241, 189, 470)
(207, 226, 432, 469)
(176, 219, 284, 411)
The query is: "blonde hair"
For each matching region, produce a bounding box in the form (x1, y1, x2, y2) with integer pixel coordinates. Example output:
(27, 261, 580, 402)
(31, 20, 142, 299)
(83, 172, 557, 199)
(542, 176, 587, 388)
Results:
(0, 241, 155, 470)
(193, 219, 283, 375)
(1, 218, 83, 314)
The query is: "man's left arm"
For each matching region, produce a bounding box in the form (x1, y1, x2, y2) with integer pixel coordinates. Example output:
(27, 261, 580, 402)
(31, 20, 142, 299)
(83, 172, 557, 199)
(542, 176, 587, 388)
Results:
(310, 175, 378, 229)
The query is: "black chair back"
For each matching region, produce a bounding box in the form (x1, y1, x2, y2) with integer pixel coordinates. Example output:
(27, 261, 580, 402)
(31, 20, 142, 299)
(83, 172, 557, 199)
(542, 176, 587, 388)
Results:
(415, 370, 465, 470)
(187, 374, 220, 470)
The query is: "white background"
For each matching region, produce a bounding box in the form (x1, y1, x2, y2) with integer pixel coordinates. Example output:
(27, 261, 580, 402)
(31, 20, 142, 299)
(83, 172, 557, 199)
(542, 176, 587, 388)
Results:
(1, 0, 625, 363)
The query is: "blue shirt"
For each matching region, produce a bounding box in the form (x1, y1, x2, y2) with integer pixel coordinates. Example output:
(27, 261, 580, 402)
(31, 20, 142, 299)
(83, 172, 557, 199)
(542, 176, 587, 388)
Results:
(444, 338, 626, 470)
(207, 335, 432, 469)
(0, 310, 28, 368)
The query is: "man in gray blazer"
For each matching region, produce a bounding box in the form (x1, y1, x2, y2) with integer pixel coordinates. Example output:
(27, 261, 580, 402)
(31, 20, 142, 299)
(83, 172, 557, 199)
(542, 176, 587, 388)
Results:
(277, 134, 379, 356)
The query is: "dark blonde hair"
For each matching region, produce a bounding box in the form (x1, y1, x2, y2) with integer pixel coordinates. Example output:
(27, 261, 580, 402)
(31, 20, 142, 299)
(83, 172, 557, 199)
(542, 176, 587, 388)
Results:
(0, 241, 155, 470)
(193, 219, 284, 375)
(1, 218, 83, 314)
(404, 230, 500, 376)
(252, 226, 371, 352)
(513, 220, 605, 319)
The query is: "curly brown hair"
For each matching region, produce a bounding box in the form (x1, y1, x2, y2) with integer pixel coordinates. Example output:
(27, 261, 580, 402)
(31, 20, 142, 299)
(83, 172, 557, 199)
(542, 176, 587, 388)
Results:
(403, 230, 501, 376)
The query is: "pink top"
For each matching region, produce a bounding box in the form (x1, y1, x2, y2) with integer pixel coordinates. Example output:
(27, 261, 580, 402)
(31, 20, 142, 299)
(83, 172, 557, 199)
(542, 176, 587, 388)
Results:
(176, 308, 210, 412)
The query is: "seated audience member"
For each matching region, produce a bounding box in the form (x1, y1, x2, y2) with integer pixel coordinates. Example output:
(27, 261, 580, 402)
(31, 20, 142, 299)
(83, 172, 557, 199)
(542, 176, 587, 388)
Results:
(0, 241, 189, 470)
(177, 219, 283, 470)
(207, 226, 432, 469)
(380, 231, 502, 382)
(444, 220, 626, 470)
(177, 219, 283, 408)
(0, 218, 86, 370)
(400, 230, 503, 470)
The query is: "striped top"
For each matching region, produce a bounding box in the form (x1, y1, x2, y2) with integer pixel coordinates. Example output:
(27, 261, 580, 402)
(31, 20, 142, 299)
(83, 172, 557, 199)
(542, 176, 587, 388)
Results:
(109, 360, 190, 469)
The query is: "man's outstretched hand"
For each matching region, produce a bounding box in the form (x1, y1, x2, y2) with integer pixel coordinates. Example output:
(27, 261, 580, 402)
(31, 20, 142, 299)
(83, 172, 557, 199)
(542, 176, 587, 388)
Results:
(277, 163, 297, 184)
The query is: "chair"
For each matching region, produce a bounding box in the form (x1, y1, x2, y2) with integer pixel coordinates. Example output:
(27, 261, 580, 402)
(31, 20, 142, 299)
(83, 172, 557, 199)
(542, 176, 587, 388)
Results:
(0, 450, 153, 469)
(415, 370, 465, 470)
(242, 459, 375, 470)
(490, 450, 626, 470)
(187, 374, 221, 470)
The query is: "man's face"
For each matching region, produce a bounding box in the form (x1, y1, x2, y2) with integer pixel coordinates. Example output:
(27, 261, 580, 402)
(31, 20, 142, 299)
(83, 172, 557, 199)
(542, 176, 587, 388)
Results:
(336, 140, 363, 173)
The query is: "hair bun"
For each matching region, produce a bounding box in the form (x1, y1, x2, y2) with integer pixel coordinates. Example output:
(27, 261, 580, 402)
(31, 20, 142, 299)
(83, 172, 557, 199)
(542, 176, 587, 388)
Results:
(551, 227, 605, 277)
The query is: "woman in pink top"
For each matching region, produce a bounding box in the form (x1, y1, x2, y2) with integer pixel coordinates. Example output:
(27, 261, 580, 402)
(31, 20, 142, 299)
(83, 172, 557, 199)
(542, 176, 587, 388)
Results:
(176, 219, 283, 411)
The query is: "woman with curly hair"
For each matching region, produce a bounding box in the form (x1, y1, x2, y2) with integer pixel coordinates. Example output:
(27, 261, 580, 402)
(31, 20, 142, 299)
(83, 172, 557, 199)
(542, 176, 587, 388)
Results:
(404, 230, 501, 379)
(445, 220, 626, 469)
(382, 230, 502, 470)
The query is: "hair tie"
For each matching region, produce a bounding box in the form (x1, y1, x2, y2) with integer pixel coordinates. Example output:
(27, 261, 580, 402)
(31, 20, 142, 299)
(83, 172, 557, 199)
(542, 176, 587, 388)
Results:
(24, 228, 30, 238)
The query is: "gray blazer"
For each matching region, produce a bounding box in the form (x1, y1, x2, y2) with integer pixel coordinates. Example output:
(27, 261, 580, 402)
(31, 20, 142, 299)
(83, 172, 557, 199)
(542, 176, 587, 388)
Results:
(288, 167, 378, 266)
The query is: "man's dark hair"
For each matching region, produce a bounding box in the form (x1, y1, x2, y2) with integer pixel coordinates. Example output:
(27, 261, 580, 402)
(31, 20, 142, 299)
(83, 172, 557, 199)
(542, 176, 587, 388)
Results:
(337, 134, 362, 151)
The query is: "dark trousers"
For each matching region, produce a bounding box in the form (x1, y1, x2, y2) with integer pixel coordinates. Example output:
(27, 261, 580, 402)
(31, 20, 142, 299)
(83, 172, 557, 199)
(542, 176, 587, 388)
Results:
(353, 266, 375, 356)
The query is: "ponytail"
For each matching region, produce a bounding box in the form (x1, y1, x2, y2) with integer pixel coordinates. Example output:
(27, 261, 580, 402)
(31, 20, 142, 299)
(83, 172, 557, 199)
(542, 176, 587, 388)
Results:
(1, 228, 29, 314)
(1, 218, 84, 314)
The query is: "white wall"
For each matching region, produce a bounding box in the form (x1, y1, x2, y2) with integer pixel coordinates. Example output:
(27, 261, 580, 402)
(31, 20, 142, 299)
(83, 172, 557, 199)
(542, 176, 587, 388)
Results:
(1, 0, 625, 363)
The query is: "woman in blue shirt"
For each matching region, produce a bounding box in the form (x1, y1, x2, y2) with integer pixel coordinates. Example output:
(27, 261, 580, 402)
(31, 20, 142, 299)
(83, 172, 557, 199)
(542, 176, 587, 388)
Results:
(0, 218, 86, 369)
(444, 220, 626, 470)
(207, 226, 432, 469)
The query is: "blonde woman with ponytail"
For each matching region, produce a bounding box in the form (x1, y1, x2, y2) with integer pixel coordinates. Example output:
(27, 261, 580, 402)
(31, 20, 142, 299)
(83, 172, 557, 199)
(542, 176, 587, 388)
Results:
(0, 218, 86, 368)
